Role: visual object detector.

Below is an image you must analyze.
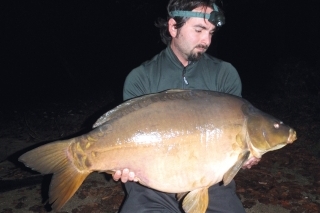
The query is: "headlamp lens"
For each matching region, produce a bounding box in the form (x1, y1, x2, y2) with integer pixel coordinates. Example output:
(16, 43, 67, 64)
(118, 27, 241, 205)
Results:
(209, 10, 225, 27)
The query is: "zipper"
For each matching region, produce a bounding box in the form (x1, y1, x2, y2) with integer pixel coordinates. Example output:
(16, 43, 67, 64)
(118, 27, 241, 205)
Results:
(182, 67, 189, 85)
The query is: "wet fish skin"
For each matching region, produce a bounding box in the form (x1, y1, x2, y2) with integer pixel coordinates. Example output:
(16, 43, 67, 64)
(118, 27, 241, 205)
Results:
(19, 89, 297, 213)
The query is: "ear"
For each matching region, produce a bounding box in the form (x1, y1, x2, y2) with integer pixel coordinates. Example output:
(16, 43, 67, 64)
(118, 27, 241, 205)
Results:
(168, 18, 178, 38)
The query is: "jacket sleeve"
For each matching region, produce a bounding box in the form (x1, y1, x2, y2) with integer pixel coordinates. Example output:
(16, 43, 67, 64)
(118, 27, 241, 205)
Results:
(123, 65, 150, 101)
(216, 62, 242, 97)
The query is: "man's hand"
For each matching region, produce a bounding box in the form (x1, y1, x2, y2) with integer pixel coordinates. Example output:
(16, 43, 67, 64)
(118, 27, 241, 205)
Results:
(242, 157, 260, 169)
(113, 169, 137, 183)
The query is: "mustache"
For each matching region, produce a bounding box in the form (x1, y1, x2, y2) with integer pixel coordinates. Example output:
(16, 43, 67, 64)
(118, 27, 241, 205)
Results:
(195, 44, 208, 50)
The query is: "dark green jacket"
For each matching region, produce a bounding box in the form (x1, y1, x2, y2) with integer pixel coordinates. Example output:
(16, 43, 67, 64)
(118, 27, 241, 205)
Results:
(123, 46, 241, 100)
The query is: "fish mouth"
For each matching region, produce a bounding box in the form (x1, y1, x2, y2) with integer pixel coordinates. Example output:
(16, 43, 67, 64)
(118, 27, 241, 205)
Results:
(287, 128, 297, 143)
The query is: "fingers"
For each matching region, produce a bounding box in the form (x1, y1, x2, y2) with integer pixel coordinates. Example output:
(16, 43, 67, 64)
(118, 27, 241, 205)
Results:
(113, 170, 122, 181)
(242, 164, 251, 169)
(121, 168, 130, 183)
(242, 157, 261, 169)
(112, 169, 137, 183)
(128, 171, 135, 181)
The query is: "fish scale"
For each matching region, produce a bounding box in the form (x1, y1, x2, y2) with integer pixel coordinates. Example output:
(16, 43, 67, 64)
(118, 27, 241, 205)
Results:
(19, 89, 297, 213)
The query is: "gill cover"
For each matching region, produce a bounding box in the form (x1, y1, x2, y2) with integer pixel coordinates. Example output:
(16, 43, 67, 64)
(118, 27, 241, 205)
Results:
(243, 104, 291, 151)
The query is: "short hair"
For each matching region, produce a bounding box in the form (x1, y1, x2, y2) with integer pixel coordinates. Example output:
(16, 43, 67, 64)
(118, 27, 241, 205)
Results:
(155, 0, 216, 45)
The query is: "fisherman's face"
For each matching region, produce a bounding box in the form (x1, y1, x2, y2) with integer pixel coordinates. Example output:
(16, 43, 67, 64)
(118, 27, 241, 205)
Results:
(169, 6, 216, 65)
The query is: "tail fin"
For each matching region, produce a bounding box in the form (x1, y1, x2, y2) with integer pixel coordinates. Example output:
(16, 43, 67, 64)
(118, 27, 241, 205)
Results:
(19, 141, 90, 211)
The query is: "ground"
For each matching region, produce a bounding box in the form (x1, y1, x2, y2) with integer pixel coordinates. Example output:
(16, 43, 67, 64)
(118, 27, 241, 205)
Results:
(0, 90, 319, 213)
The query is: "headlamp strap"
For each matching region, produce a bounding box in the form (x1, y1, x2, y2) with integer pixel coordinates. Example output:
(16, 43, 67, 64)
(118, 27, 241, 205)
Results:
(169, 3, 225, 27)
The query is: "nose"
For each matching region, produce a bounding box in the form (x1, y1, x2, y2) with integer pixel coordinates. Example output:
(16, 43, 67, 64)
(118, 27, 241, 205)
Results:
(201, 32, 212, 47)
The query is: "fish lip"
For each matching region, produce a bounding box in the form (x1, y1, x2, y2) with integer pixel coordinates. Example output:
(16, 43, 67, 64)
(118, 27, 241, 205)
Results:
(287, 129, 297, 143)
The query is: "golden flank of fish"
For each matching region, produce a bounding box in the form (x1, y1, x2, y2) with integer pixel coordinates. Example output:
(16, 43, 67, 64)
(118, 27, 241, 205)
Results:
(19, 89, 297, 213)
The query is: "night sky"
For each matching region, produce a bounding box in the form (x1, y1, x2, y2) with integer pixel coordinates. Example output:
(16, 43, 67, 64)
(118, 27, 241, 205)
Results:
(1, 0, 320, 105)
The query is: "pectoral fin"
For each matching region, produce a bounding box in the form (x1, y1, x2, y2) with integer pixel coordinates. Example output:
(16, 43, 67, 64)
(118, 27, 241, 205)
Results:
(182, 188, 209, 213)
(223, 151, 250, 185)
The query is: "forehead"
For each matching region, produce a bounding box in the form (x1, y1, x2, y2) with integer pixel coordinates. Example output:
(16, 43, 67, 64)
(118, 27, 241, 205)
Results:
(185, 6, 215, 30)
(193, 5, 213, 13)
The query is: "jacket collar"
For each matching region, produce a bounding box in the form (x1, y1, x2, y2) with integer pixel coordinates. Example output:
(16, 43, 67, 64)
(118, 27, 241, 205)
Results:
(165, 46, 197, 68)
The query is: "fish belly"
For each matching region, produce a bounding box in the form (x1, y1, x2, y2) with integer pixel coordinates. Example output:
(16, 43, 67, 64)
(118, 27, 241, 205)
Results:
(80, 127, 243, 193)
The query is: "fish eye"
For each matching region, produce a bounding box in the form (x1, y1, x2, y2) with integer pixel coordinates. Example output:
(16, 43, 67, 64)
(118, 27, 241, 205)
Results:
(274, 123, 280, 129)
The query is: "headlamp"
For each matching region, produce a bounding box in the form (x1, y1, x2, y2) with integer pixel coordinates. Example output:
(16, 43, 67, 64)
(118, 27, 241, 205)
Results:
(169, 3, 225, 27)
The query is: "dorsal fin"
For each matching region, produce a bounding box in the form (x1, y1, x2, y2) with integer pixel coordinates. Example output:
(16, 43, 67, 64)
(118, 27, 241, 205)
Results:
(93, 89, 189, 128)
(93, 93, 158, 128)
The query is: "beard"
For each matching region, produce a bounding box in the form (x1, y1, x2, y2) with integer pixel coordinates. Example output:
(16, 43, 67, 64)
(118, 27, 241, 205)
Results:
(187, 51, 204, 61)
(187, 44, 208, 61)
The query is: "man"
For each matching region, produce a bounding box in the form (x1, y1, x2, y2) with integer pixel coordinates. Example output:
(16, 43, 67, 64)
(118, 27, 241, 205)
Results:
(114, 0, 260, 212)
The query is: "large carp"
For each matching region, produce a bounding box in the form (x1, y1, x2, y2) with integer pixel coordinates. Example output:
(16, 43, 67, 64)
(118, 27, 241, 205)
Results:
(19, 89, 297, 213)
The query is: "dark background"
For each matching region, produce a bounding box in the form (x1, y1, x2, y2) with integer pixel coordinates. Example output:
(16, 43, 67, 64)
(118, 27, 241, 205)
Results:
(1, 2, 320, 211)
(1, 0, 320, 106)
